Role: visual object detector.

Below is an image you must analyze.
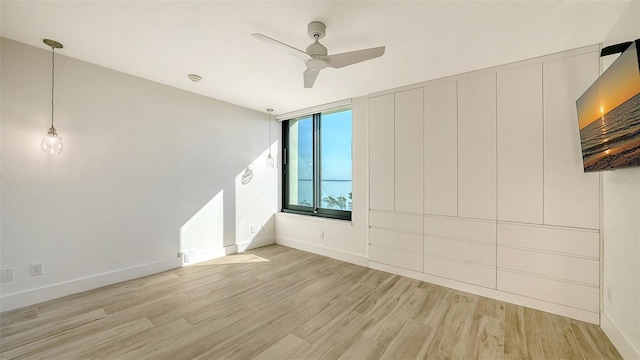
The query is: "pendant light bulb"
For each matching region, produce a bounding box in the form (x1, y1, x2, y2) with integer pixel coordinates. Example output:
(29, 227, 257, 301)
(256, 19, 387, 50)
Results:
(42, 39, 63, 154)
(41, 127, 63, 154)
(266, 108, 275, 168)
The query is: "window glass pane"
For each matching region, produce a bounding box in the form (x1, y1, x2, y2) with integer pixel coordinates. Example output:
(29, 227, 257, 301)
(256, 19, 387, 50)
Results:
(320, 109, 352, 210)
(287, 116, 313, 207)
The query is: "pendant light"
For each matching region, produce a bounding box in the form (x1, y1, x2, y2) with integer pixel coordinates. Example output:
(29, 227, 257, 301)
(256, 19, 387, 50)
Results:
(266, 108, 275, 168)
(41, 39, 64, 154)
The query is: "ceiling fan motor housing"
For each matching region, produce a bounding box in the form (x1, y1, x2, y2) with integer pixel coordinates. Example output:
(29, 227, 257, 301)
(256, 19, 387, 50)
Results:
(306, 42, 327, 57)
(307, 21, 326, 40)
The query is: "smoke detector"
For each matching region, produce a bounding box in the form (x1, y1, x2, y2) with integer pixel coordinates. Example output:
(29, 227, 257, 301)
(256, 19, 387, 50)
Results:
(188, 74, 202, 83)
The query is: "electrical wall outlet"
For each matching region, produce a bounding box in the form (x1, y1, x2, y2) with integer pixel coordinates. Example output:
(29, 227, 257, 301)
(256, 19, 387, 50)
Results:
(319, 231, 325, 239)
(183, 252, 192, 264)
(1, 268, 15, 282)
(251, 226, 256, 234)
(30, 263, 44, 276)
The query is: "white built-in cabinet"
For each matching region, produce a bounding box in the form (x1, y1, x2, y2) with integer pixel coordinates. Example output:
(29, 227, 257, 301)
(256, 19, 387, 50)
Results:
(369, 94, 394, 211)
(497, 63, 544, 224)
(394, 89, 424, 214)
(369, 89, 424, 272)
(424, 82, 458, 217)
(368, 45, 602, 324)
(458, 73, 497, 220)
(543, 54, 600, 230)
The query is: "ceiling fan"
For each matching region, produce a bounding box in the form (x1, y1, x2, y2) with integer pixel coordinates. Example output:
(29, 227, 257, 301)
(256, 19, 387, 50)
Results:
(252, 21, 385, 88)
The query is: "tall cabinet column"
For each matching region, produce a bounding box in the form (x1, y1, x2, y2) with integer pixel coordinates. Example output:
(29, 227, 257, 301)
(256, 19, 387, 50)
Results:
(457, 73, 497, 220)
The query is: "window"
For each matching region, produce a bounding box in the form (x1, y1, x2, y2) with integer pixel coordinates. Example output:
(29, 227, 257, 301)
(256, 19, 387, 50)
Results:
(282, 107, 352, 220)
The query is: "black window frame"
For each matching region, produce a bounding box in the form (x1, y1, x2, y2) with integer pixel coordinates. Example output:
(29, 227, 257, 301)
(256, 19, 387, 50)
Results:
(281, 109, 352, 221)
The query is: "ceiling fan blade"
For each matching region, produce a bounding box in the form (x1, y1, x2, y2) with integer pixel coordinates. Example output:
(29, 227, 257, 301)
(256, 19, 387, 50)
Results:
(304, 69, 320, 88)
(251, 33, 310, 61)
(326, 46, 385, 69)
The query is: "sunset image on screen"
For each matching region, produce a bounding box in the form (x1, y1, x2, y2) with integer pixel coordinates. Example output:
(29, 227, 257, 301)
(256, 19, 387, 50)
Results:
(576, 42, 640, 172)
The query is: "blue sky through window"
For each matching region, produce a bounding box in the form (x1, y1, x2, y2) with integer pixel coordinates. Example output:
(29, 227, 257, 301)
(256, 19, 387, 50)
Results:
(291, 109, 352, 210)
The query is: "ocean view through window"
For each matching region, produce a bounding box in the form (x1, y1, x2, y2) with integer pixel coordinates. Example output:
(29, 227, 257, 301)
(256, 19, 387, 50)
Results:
(282, 107, 352, 220)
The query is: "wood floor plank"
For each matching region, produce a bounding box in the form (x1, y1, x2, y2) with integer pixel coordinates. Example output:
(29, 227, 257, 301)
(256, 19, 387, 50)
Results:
(379, 319, 435, 360)
(293, 285, 375, 344)
(476, 296, 505, 321)
(179, 254, 343, 327)
(0, 308, 107, 350)
(144, 278, 262, 326)
(1, 308, 161, 359)
(183, 267, 272, 299)
(363, 282, 430, 345)
(140, 299, 307, 360)
(243, 258, 348, 312)
(182, 274, 261, 301)
(464, 296, 505, 359)
(24, 317, 154, 360)
(411, 283, 454, 326)
(535, 310, 584, 360)
(278, 264, 368, 312)
(504, 303, 544, 360)
(135, 304, 257, 360)
(181, 278, 276, 325)
(352, 268, 397, 290)
(253, 252, 330, 281)
(252, 333, 311, 360)
(0, 245, 624, 360)
(0, 308, 37, 328)
(137, 267, 228, 295)
(34, 271, 180, 316)
(424, 291, 479, 360)
(195, 297, 329, 359)
(298, 310, 377, 359)
(355, 276, 415, 316)
(570, 322, 623, 360)
(93, 318, 192, 360)
(337, 334, 387, 360)
(465, 315, 504, 359)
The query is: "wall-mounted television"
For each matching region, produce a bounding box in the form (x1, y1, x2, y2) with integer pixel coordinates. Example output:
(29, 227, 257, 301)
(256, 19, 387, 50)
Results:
(576, 39, 640, 172)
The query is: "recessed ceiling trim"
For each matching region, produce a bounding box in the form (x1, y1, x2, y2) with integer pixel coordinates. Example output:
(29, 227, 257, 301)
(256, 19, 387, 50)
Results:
(276, 98, 352, 121)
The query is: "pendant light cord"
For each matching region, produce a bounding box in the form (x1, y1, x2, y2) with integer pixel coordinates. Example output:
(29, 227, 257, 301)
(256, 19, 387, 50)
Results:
(268, 112, 272, 156)
(50, 47, 55, 129)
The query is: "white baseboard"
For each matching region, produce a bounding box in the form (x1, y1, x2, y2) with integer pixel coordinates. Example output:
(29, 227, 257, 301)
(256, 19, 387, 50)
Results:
(276, 236, 367, 267)
(182, 245, 239, 266)
(237, 237, 275, 253)
(601, 311, 640, 359)
(368, 260, 600, 325)
(1, 257, 181, 312)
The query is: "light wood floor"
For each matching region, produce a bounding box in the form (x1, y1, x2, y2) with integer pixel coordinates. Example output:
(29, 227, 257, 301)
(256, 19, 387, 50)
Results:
(0, 245, 621, 360)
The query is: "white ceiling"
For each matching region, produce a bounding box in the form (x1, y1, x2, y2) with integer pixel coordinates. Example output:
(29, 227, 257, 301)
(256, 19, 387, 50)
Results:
(1, 1, 632, 115)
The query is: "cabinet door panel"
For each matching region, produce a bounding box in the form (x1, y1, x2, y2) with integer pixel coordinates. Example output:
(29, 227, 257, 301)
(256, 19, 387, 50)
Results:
(424, 236, 496, 266)
(543, 53, 600, 229)
(369, 244, 423, 272)
(370, 94, 395, 211)
(497, 222, 599, 258)
(424, 81, 458, 216)
(498, 270, 598, 312)
(370, 228, 423, 253)
(395, 88, 424, 214)
(424, 255, 496, 289)
(458, 73, 497, 220)
(497, 247, 599, 286)
(370, 210, 423, 234)
(497, 64, 543, 224)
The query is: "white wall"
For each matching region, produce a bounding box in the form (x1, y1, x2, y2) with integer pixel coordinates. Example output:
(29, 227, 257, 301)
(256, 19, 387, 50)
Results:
(601, 1, 640, 358)
(0, 38, 278, 311)
(275, 96, 369, 266)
